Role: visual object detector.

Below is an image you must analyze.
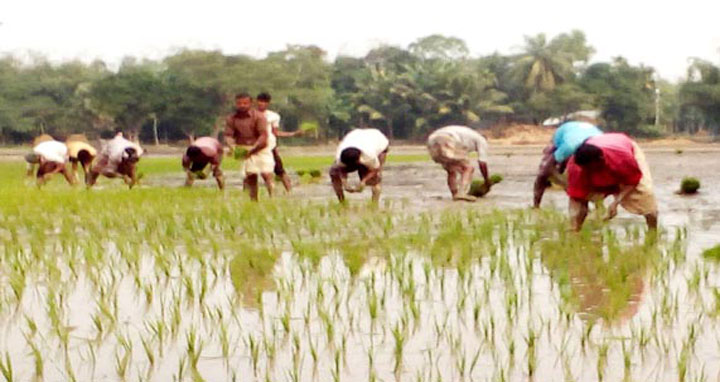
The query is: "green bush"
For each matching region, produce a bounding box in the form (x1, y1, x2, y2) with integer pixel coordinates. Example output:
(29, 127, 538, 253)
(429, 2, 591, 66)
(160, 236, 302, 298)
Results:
(309, 169, 322, 178)
(680, 177, 700, 194)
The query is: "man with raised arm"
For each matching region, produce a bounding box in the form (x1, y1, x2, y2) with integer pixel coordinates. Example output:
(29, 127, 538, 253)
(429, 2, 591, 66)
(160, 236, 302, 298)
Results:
(256, 92, 301, 193)
(566, 133, 658, 231)
(329, 128, 389, 203)
(224, 93, 275, 201)
(533, 120, 602, 207)
(427, 125, 490, 201)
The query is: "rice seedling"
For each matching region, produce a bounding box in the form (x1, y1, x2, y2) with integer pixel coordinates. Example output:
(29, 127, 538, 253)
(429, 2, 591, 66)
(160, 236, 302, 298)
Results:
(0, 353, 14, 382)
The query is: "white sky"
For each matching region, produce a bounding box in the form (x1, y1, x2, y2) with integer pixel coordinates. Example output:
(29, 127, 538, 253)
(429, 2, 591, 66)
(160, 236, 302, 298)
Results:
(2, 0, 719, 81)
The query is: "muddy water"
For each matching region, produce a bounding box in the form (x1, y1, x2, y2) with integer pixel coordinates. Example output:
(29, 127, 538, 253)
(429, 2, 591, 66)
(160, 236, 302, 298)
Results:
(3, 147, 720, 381)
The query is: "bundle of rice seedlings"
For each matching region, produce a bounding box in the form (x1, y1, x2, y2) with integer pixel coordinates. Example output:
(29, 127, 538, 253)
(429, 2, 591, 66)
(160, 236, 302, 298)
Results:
(679, 177, 700, 195)
(468, 174, 504, 197)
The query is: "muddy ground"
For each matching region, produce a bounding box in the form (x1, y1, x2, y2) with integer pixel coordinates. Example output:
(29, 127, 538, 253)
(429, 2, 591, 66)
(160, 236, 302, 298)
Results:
(143, 145, 720, 251)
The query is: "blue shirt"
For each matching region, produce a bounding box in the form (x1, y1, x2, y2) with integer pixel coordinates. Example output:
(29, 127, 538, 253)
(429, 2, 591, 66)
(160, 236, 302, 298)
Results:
(552, 121, 603, 162)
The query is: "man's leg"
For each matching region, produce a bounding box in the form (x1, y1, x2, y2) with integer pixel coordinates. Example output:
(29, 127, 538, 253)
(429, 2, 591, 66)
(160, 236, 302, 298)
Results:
(36, 162, 64, 187)
(366, 174, 382, 203)
(260, 172, 274, 197)
(569, 198, 590, 231)
(185, 170, 195, 187)
(644, 212, 658, 230)
(212, 164, 224, 190)
(59, 165, 75, 185)
(245, 173, 259, 201)
(70, 159, 80, 184)
(329, 165, 347, 202)
(446, 168, 459, 197)
(459, 162, 475, 196)
(273, 148, 291, 193)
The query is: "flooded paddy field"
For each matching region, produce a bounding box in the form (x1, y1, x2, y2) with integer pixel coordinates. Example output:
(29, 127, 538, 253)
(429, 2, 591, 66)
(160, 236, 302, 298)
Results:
(0, 145, 719, 381)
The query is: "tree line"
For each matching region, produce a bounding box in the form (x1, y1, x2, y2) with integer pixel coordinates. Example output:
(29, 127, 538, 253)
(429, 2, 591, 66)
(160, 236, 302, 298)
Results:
(1, 30, 719, 144)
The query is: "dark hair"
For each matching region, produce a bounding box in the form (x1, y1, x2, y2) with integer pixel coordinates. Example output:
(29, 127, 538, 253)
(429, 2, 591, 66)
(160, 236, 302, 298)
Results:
(256, 92, 272, 102)
(340, 148, 361, 168)
(186, 146, 202, 158)
(574, 143, 603, 166)
(235, 92, 251, 100)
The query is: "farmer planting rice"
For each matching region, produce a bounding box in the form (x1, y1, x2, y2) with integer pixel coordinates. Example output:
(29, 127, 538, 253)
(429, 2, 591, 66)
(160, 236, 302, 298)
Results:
(30, 138, 75, 186)
(329, 128, 389, 203)
(65, 134, 97, 183)
(566, 133, 658, 231)
(87, 132, 144, 189)
(533, 120, 602, 207)
(224, 93, 275, 201)
(24, 134, 55, 176)
(256, 92, 301, 193)
(182, 136, 225, 189)
(427, 125, 490, 201)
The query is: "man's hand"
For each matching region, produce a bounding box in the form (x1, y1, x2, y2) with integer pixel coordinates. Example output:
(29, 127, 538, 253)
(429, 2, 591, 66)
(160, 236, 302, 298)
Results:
(604, 201, 619, 221)
(345, 183, 365, 193)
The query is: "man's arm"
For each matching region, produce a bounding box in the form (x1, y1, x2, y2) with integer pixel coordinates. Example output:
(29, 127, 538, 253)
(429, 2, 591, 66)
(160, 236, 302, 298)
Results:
(246, 116, 269, 157)
(478, 160, 489, 184)
(605, 184, 635, 221)
(223, 117, 237, 151)
(274, 128, 302, 138)
(533, 150, 557, 208)
(569, 197, 590, 231)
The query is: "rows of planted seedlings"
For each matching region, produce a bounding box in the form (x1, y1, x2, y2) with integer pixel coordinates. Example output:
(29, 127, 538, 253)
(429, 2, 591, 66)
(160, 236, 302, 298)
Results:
(0, 160, 719, 381)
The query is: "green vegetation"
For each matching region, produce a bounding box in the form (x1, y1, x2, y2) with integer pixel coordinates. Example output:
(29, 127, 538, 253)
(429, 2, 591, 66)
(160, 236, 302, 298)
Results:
(3, 31, 718, 144)
(680, 177, 701, 194)
(0, 157, 716, 381)
(702, 245, 720, 261)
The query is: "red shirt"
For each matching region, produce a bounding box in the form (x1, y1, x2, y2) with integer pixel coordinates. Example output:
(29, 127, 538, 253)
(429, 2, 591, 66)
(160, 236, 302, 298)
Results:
(566, 133, 643, 200)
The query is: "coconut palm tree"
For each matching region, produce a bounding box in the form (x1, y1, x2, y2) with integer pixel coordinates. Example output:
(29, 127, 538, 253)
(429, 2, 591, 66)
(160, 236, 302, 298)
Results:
(511, 34, 574, 94)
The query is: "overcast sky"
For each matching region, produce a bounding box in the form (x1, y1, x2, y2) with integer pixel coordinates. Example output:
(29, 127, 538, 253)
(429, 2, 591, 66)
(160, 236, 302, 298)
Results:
(2, 0, 719, 80)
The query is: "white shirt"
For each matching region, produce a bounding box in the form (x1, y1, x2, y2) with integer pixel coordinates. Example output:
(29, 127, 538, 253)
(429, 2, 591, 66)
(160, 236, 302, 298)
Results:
(263, 110, 279, 149)
(336, 128, 389, 169)
(34, 140, 68, 164)
(105, 133, 144, 165)
(429, 125, 489, 162)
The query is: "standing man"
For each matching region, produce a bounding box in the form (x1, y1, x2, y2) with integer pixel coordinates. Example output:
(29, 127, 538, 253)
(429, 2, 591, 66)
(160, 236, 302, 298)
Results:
(256, 92, 301, 193)
(565, 133, 658, 231)
(224, 93, 275, 201)
(32, 138, 75, 186)
(66, 134, 97, 184)
(182, 136, 225, 189)
(87, 132, 144, 189)
(533, 120, 602, 207)
(427, 125, 490, 201)
(329, 128, 389, 203)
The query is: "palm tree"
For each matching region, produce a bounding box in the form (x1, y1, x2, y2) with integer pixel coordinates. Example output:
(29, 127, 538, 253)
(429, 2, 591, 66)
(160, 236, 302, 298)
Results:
(511, 34, 574, 94)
